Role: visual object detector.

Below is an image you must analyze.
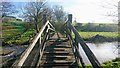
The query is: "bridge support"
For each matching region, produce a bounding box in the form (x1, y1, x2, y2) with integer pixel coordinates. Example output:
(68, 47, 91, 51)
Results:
(67, 14, 72, 37)
(68, 14, 72, 23)
(43, 14, 47, 25)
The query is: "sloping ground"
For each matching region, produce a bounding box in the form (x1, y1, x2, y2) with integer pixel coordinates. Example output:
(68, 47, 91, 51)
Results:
(2, 20, 35, 45)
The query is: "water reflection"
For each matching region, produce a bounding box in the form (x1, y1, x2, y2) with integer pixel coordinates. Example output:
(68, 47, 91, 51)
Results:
(78, 42, 118, 64)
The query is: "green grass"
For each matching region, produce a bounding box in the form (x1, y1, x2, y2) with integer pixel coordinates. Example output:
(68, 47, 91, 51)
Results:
(79, 62, 120, 68)
(2, 19, 35, 45)
(79, 56, 120, 68)
(72, 32, 118, 39)
(3, 28, 35, 45)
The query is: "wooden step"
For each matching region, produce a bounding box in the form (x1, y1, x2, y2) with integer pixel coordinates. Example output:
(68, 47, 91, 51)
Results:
(46, 45, 71, 47)
(42, 55, 74, 58)
(41, 62, 75, 68)
(45, 48, 70, 51)
(46, 45, 71, 48)
(40, 37, 76, 68)
(41, 58, 75, 62)
(40, 65, 77, 68)
(43, 53, 73, 56)
(41, 60, 74, 65)
(44, 51, 72, 55)
(48, 39, 68, 42)
(40, 64, 77, 68)
(45, 48, 72, 52)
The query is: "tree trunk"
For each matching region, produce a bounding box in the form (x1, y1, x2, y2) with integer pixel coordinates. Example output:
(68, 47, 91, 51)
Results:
(34, 22, 39, 33)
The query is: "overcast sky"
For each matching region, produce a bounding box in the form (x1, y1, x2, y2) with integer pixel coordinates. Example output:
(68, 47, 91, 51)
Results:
(48, 0, 119, 23)
(6, 0, 120, 23)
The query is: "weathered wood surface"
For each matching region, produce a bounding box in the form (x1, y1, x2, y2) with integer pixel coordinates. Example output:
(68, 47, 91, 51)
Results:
(39, 33, 76, 67)
(67, 22, 102, 68)
(17, 21, 50, 66)
(10, 14, 102, 68)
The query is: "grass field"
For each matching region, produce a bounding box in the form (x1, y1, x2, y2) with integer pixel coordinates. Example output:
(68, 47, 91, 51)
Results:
(2, 19, 35, 45)
(78, 32, 118, 39)
(79, 57, 120, 68)
(3, 19, 119, 45)
(72, 32, 118, 42)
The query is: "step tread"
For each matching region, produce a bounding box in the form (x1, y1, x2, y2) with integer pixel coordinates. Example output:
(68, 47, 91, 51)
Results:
(42, 61, 74, 64)
(40, 65, 76, 68)
(40, 63, 75, 66)
(40, 38, 76, 67)
(45, 50, 72, 52)
(43, 55, 74, 58)
(44, 51, 72, 55)
(43, 60, 74, 62)
(41, 57, 75, 61)
(46, 46, 71, 48)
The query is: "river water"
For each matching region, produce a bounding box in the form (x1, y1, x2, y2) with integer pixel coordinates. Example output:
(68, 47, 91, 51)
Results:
(78, 42, 119, 64)
(0, 42, 119, 66)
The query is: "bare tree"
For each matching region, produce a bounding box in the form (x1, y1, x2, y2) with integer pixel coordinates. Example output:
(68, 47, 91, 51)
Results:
(21, 1, 48, 33)
(100, 0, 119, 22)
(0, 2, 17, 17)
(21, 1, 67, 35)
(50, 5, 67, 38)
(118, 1, 120, 23)
(52, 5, 67, 22)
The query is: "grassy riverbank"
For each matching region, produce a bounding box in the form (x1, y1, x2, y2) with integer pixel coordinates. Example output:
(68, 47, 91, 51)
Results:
(2, 19, 35, 46)
(78, 32, 118, 39)
(72, 32, 118, 42)
(2, 18, 119, 45)
(79, 57, 120, 68)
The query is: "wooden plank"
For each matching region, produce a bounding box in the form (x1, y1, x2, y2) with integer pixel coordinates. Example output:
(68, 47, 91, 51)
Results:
(68, 23, 102, 68)
(17, 21, 50, 66)
(66, 29, 85, 68)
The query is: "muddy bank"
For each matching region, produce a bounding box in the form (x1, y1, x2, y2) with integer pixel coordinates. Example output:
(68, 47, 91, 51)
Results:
(83, 34, 118, 43)
(0, 45, 27, 67)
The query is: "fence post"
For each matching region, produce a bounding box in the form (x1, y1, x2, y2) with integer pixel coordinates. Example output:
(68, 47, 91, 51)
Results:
(68, 14, 72, 35)
(118, 1, 120, 57)
(43, 14, 47, 35)
(68, 14, 72, 24)
(43, 14, 47, 25)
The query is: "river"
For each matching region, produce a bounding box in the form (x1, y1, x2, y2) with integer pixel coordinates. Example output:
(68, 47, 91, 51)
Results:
(0, 42, 119, 66)
(78, 42, 119, 64)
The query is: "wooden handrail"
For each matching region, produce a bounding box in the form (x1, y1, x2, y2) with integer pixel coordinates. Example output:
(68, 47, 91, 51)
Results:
(30, 28, 49, 67)
(16, 21, 52, 66)
(65, 26, 85, 68)
(66, 23, 102, 68)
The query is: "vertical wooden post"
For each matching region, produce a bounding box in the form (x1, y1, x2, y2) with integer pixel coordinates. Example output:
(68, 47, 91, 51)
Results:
(43, 14, 47, 25)
(68, 14, 72, 24)
(68, 14, 72, 35)
(43, 14, 47, 35)
(118, 1, 120, 57)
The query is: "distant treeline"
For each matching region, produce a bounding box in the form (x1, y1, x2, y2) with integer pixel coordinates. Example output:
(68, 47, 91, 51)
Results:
(74, 23, 118, 32)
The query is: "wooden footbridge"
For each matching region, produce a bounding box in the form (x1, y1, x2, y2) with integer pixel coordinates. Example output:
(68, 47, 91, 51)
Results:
(12, 14, 102, 68)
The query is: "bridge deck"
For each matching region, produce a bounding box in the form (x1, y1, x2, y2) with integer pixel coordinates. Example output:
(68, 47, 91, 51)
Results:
(11, 15, 102, 68)
(39, 33, 76, 68)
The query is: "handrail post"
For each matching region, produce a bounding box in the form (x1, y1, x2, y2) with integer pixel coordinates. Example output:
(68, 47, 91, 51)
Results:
(68, 14, 72, 36)
(43, 14, 47, 25)
(69, 23, 102, 68)
(75, 35, 85, 68)
(68, 14, 72, 24)
(43, 14, 47, 35)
